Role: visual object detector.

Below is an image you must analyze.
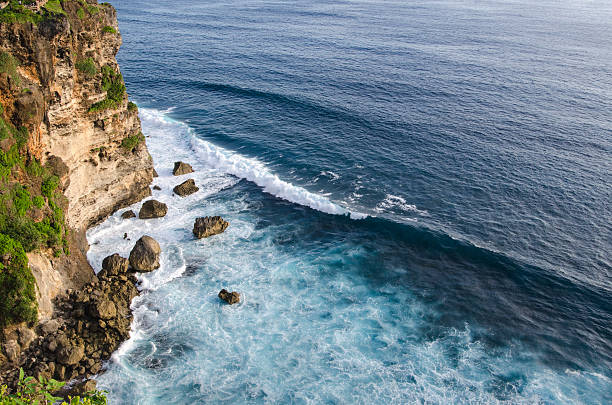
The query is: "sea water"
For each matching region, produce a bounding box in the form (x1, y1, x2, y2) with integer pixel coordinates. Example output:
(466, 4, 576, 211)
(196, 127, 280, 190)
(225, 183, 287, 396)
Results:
(89, 0, 611, 403)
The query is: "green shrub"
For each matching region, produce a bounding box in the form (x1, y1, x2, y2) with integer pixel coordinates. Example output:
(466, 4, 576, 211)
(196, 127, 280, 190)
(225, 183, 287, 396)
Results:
(42, 0, 65, 15)
(89, 66, 125, 113)
(77, 7, 85, 20)
(0, 1, 43, 24)
(0, 234, 37, 327)
(121, 132, 144, 151)
(32, 195, 44, 209)
(75, 57, 97, 77)
(12, 185, 31, 217)
(102, 25, 117, 34)
(0, 51, 20, 85)
(26, 159, 45, 178)
(0, 368, 108, 404)
(127, 101, 138, 112)
(41, 175, 59, 199)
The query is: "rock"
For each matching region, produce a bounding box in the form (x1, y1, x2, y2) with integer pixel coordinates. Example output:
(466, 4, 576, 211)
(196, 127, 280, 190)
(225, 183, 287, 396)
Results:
(90, 300, 117, 320)
(153, 168, 159, 177)
(129, 236, 161, 272)
(72, 379, 97, 395)
(218, 289, 240, 305)
(173, 161, 194, 176)
(41, 319, 60, 335)
(57, 343, 85, 365)
(121, 210, 136, 219)
(100, 253, 129, 277)
(138, 200, 168, 219)
(173, 179, 199, 197)
(17, 326, 37, 349)
(193, 216, 229, 239)
(55, 365, 66, 380)
(153, 185, 161, 191)
(4, 340, 20, 363)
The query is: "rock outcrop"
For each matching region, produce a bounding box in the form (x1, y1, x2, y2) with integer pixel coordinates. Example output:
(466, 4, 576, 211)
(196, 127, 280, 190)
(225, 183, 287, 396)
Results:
(99, 253, 129, 277)
(218, 289, 240, 305)
(121, 210, 136, 219)
(173, 179, 199, 196)
(138, 200, 167, 219)
(193, 216, 229, 239)
(128, 236, 161, 272)
(173, 161, 194, 176)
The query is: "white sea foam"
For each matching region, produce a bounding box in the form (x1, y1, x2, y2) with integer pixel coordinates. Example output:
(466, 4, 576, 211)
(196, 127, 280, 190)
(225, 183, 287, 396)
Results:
(376, 194, 428, 216)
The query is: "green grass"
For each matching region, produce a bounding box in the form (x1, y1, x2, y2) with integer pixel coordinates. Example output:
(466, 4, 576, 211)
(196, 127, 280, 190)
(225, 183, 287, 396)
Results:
(77, 7, 85, 19)
(128, 101, 138, 112)
(102, 25, 117, 34)
(75, 57, 97, 77)
(0, 233, 37, 327)
(0, 51, 20, 86)
(0, 1, 43, 24)
(121, 132, 144, 151)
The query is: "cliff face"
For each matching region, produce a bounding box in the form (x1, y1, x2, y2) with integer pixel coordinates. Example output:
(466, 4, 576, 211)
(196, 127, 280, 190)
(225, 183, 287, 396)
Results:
(0, 1, 153, 232)
(0, 0, 154, 380)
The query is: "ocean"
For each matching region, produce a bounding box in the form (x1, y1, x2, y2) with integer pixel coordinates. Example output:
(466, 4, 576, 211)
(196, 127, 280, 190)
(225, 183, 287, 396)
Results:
(87, 0, 611, 403)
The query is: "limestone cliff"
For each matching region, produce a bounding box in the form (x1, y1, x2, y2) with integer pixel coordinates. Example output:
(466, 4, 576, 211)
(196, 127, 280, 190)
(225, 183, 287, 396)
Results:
(0, 0, 154, 383)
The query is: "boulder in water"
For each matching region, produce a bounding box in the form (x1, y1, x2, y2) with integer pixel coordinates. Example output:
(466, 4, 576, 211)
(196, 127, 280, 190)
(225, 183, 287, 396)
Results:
(121, 210, 136, 219)
(218, 289, 240, 305)
(138, 200, 167, 219)
(173, 161, 194, 176)
(193, 216, 229, 239)
(173, 179, 199, 196)
(129, 235, 161, 272)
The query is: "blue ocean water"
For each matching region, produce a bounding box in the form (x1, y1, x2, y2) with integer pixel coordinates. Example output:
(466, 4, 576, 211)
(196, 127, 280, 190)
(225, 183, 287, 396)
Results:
(87, 0, 611, 403)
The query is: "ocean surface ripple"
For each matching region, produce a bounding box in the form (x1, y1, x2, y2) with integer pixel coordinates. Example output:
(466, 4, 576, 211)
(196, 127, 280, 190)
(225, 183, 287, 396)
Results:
(92, 1, 612, 403)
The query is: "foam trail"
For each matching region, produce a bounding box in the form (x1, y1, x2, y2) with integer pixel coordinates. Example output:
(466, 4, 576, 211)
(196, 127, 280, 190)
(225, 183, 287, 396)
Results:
(191, 136, 367, 219)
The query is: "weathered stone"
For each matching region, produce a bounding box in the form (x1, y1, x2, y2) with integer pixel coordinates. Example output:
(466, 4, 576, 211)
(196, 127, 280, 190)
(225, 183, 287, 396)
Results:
(193, 216, 229, 239)
(100, 253, 129, 277)
(4, 340, 20, 363)
(138, 200, 168, 219)
(173, 161, 194, 176)
(121, 210, 136, 219)
(41, 319, 59, 335)
(153, 185, 161, 191)
(17, 326, 37, 349)
(57, 343, 84, 365)
(72, 379, 97, 395)
(90, 300, 117, 320)
(173, 179, 199, 197)
(129, 236, 161, 272)
(153, 168, 159, 177)
(218, 289, 240, 305)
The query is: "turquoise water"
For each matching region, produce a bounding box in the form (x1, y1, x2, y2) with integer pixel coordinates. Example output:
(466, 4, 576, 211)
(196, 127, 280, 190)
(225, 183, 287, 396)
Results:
(89, 0, 611, 403)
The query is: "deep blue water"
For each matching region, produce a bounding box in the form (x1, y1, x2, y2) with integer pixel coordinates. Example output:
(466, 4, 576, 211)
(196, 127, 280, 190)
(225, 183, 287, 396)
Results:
(89, 0, 611, 403)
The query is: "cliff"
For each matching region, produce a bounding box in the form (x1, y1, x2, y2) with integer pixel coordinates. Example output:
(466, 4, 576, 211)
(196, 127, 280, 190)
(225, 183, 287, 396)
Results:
(0, 0, 154, 386)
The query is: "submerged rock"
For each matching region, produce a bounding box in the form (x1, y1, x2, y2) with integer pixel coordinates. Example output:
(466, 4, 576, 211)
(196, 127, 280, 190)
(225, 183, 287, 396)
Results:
(193, 216, 229, 239)
(153, 185, 161, 191)
(173, 161, 194, 176)
(173, 179, 199, 197)
(218, 289, 240, 305)
(121, 210, 136, 219)
(129, 235, 161, 272)
(99, 253, 129, 277)
(138, 199, 168, 219)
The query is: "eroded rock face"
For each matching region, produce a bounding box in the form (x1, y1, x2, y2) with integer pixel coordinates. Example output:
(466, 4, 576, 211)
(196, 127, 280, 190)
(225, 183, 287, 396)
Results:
(173, 179, 199, 197)
(218, 289, 240, 305)
(138, 200, 168, 219)
(193, 216, 229, 239)
(129, 236, 161, 272)
(173, 161, 194, 176)
(99, 254, 128, 277)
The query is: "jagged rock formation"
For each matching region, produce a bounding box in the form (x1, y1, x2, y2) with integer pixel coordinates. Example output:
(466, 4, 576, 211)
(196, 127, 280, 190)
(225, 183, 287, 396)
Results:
(138, 199, 167, 219)
(218, 289, 240, 305)
(173, 178, 199, 196)
(193, 216, 229, 239)
(0, 0, 154, 388)
(173, 161, 193, 176)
